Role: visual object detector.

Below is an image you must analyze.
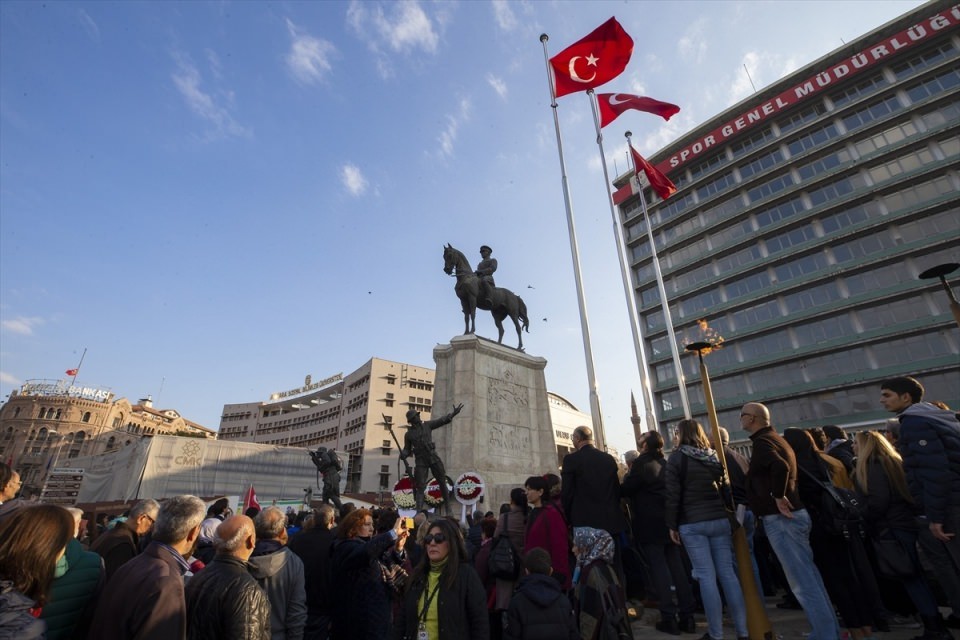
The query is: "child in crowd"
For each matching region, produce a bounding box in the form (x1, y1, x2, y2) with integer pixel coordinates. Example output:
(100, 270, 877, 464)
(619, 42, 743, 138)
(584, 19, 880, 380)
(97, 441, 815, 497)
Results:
(505, 547, 578, 640)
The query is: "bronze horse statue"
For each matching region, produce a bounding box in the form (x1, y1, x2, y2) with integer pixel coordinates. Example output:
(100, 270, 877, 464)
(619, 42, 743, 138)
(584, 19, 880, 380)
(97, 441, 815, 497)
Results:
(443, 244, 529, 350)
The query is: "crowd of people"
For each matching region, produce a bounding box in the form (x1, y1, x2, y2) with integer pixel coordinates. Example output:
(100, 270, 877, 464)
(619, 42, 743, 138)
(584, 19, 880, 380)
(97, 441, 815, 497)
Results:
(0, 375, 958, 640)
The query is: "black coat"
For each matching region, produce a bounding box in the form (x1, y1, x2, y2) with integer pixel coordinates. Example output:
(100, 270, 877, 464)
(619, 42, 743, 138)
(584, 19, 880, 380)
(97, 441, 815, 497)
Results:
(395, 563, 488, 640)
(506, 573, 578, 640)
(329, 532, 397, 640)
(664, 449, 727, 530)
(184, 555, 271, 640)
(620, 451, 669, 544)
(561, 444, 627, 534)
(287, 526, 335, 616)
(855, 459, 921, 532)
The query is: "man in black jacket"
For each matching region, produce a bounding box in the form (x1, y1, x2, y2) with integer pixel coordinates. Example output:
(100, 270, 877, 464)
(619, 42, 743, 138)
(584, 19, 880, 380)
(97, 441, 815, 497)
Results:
(287, 505, 336, 640)
(185, 515, 271, 639)
(561, 426, 628, 583)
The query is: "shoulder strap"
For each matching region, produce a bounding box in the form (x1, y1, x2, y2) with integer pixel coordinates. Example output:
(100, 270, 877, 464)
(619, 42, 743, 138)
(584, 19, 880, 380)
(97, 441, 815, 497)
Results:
(799, 464, 846, 506)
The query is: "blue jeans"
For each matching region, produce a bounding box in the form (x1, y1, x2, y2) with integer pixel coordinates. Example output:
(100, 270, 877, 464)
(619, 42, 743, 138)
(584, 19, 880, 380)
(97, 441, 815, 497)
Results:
(679, 518, 748, 639)
(762, 510, 840, 640)
(741, 509, 764, 598)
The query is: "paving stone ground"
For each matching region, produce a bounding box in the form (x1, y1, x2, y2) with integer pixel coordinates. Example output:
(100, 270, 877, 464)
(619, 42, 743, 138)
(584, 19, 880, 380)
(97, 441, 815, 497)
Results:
(626, 597, 958, 639)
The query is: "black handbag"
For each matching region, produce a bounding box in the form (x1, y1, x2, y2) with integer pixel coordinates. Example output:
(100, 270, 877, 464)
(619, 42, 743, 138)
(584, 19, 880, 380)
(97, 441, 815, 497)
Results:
(872, 532, 918, 578)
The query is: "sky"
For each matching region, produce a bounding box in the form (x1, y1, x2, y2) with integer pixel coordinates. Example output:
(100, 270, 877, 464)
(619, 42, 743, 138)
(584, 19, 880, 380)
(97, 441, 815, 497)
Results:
(0, 0, 926, 456)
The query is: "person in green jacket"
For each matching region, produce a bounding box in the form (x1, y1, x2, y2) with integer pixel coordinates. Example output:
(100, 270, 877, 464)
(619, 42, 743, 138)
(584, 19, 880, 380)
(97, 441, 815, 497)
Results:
(40, 507, 105, 640)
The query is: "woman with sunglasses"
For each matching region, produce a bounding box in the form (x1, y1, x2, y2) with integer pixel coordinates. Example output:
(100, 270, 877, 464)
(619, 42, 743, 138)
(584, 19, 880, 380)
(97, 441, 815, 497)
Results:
(395, 518, 488, 640)
(330, 508, 408, 640)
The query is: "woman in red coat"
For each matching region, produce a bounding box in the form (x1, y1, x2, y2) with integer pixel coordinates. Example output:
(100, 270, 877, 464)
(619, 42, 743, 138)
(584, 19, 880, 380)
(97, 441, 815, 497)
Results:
(523, 476, 571, 591)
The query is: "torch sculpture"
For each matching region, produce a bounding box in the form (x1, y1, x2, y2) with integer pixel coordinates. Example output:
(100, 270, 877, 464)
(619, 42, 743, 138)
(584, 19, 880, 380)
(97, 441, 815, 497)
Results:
(685, 339, 772, 640)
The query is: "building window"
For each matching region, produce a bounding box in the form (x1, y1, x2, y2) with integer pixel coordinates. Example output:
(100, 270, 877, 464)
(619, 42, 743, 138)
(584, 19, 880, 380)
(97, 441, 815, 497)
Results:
(381, 440, 391, 455)
(81, 412, 91, 423)
(13, 407, 20, 419)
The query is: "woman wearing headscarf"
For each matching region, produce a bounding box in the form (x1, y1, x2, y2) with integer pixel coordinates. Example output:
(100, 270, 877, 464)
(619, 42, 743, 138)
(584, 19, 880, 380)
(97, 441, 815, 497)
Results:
(395, 517, 488, 640)
(665, 418, 748, 640)
(571, 527, 632, 640)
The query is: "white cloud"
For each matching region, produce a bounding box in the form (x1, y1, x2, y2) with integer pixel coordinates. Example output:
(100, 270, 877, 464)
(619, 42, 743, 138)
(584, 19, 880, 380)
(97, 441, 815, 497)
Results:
(285, 19, 336, 85)
(486, 73, 507, 100)
(0, 371, 20, 385)
(347, 0, 439, 76)
(437, 98, 471, 158)
(171, 55, 249, 139)
(727, 50, 800, 105)
(374, 1, 438, 53)
(1, 316, 44, 336)
(340, 163, 368, 196)
(678, 19, 708, 64)
(491, 0, 517, 31)
(77, 9, 100, 42)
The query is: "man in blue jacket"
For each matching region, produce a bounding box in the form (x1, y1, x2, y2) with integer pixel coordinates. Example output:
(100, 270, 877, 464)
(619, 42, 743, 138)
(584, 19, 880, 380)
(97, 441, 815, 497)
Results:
(881, 376, 960, 628)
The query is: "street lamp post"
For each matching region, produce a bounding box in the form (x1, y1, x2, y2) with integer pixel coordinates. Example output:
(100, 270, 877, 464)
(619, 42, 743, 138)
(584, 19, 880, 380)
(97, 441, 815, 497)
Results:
(685, 341, 772, 640)
(919, 262, 960, 328)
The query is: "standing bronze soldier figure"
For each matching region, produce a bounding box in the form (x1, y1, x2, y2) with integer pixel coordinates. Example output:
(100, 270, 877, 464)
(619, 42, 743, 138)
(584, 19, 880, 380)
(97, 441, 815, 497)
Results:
(401, 404, 463, 511)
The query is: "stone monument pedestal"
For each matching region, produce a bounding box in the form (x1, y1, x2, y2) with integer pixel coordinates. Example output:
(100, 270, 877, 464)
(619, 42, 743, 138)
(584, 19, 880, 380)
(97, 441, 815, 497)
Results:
(431, 334, 556, 512)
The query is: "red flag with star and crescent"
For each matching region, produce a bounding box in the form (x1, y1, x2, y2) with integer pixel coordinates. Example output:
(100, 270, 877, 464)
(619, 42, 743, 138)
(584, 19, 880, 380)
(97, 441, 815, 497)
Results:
(597, 93, 680, 127)
(630, 143, 677, 200)
(550, 17, 633, 98)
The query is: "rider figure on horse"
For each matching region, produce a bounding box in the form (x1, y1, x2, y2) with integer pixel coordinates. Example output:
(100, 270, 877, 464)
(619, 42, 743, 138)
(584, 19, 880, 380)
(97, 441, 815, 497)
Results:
(475, 245, 497, 306)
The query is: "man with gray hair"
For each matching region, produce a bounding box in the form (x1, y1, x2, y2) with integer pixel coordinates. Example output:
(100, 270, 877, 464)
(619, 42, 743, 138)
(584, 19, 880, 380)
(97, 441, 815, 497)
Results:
(89, 495, 206, 640)
(185, 514, 271, 639)
(248, 506, 307, 640)
(91, 498, 160, 581)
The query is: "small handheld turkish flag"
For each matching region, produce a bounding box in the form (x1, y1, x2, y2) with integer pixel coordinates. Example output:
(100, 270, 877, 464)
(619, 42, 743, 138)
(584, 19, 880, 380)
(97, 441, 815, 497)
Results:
(597, 93, 680, 127)
(550, 17, 633, 98)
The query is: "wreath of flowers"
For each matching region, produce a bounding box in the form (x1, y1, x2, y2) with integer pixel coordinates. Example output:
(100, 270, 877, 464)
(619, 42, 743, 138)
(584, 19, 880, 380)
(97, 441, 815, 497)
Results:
(454, 472, 484, 504)
(424, 477, 452, 507)
(391, 476, 416, 510)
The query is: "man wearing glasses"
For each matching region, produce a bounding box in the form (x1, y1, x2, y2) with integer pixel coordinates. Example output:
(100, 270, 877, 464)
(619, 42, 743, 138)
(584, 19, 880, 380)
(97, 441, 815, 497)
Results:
(740, 403, 840, 640)
(91, 498, 160, 582)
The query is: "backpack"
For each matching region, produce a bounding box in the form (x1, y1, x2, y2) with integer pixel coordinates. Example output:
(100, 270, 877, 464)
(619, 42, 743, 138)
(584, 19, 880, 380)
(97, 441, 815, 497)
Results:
(487, 516, 521, 580)
(799, 465, 865, 539)
(579, 561, 632, 640)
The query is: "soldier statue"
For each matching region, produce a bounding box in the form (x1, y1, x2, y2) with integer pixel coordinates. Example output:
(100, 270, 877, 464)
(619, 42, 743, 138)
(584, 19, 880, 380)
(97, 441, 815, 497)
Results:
(308, 446, 343, 512)
(475, 245, 498, 306)
(401, 404, 463, 512)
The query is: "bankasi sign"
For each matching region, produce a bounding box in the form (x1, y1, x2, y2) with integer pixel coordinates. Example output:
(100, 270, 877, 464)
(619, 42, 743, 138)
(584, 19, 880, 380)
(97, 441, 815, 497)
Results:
(20, 380, 113, 403)
(658, 5, 960, 175)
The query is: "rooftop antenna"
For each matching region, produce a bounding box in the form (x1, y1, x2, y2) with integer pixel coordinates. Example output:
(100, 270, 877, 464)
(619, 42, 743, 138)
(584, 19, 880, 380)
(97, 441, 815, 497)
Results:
(743, 64, 757, 93)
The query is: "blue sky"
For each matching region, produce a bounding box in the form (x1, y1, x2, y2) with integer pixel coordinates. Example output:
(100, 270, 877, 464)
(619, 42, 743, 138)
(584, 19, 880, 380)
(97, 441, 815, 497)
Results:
(0, 0, 924, 455)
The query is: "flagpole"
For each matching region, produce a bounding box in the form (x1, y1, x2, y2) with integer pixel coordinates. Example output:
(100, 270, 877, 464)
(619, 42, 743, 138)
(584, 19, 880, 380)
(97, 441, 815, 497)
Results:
(625, 132, 692, 422)
(71, 348, 87, 386)
(540, 33, 606, 451)
(587, 90, 658, 438)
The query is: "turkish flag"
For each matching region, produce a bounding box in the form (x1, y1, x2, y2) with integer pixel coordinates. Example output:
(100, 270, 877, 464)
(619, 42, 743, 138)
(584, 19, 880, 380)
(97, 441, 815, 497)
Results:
(550, 17, 633, 98)
(242, 484, 261, 512)
(630, 144, 677, 200)
(65, 368, 78, 376)
(598, 93, 680, 127)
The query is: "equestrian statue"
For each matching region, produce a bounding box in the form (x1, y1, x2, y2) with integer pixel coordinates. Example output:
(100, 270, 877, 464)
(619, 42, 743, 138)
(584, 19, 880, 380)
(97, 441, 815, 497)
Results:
(442, 244, 529, 350)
